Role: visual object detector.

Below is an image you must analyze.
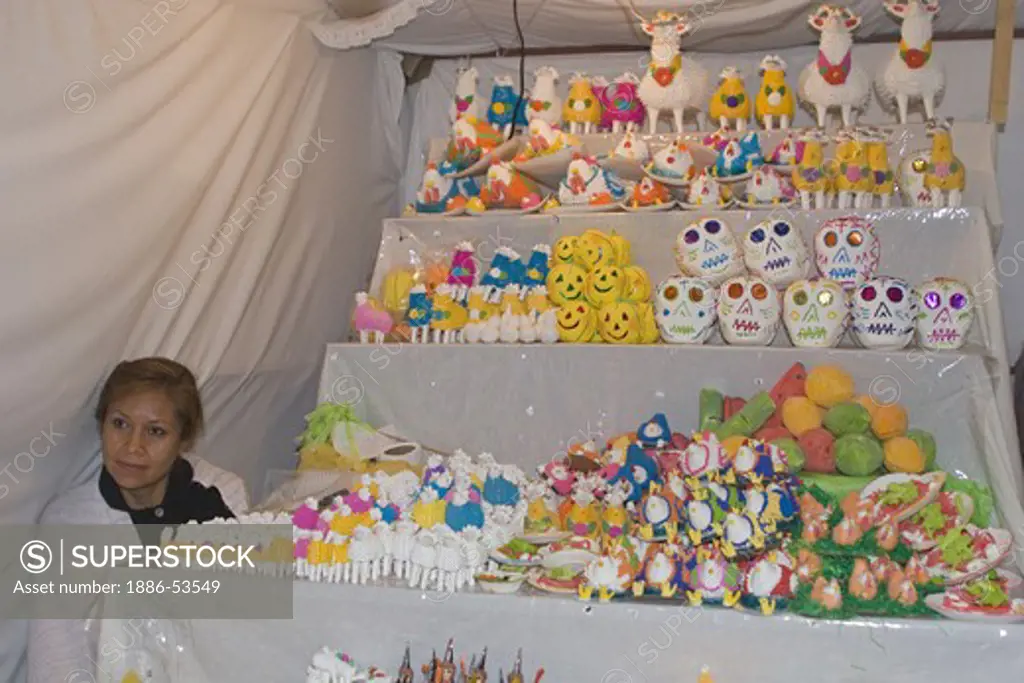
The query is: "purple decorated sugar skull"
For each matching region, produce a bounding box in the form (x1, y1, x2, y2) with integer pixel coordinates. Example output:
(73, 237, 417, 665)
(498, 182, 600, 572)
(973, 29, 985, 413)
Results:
(915, 277, 974, 350)
(814, 216, 880, 289)
(674, 217, 745, 285)
(594, 72, 646, 132)
(851, 276, 917, 350)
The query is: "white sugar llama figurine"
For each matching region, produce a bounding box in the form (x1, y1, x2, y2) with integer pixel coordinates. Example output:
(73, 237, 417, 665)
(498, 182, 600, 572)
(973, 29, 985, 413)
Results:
(528, 66, 562, 127)
(450, 66, 480, 124)
(631, 5, 709, 133)
(875, 0, 944, 123)
(798, 5, 870, 128)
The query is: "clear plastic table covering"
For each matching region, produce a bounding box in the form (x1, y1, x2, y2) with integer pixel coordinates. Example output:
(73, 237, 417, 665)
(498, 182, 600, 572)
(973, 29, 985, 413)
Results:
(96, 580, 1024, 683)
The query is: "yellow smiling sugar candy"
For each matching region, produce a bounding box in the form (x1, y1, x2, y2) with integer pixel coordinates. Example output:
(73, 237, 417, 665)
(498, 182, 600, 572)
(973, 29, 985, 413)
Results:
(574, 231, 616, 271)
(607, 231, 632, 266)
(557, 301, 596, 342)
(547, 263, 587, 306)
(553, 235, 578, 265)
(585, 264, 626, 306)
(598, 301, 641, 344)
(637, 302, 660, 344)
(623, 265, 652, 302)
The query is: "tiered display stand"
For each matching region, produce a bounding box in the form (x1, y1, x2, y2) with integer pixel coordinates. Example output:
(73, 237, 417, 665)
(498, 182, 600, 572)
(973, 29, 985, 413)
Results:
(98, 122, 1024, 681)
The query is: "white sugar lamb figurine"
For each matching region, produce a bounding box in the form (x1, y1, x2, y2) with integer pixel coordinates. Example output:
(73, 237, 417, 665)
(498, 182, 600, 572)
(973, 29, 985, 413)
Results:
(528, 66, 562, 127)
(631, 6, 709, 133)
(450, 66, 480, 124)
(798, 5, 871, 128)
(390, 520, 419, 580)
(409, 529, 439, 590)
(875, 0, 944, 123)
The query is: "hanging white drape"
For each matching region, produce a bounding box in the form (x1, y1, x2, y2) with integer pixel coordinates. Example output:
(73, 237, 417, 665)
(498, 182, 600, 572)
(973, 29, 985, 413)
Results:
(0, 2, 407, 681)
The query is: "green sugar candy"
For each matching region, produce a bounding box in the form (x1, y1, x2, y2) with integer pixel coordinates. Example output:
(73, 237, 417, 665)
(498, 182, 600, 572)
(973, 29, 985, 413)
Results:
(823, 402, 871, 436)
(699, 388, 724, 431)
(906, 429, 937, 470)
(716, 392, 776, 440)
(834, 433, 885, 476)
(771, 438, 805, 472)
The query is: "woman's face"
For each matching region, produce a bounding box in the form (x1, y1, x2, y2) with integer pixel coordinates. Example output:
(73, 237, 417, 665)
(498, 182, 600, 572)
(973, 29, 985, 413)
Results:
(101, 390, 187, 493)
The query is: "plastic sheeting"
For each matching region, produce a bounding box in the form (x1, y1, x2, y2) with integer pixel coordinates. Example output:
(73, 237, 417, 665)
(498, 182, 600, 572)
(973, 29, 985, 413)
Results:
(401, 40, 1024, 359)
(0, 1, 407, 681)
(401, 45, 1006, 217)
(311, 0, 1019, 55)
(329, 206, 1024, 564)
(96, 580, 1024, 683)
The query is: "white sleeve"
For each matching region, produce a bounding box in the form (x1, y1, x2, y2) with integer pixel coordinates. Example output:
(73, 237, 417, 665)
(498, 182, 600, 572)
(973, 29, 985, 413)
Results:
(27, 499, 99, 683)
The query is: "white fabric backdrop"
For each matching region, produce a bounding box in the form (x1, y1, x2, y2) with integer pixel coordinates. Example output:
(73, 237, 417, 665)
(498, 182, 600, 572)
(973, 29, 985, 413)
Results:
(310, 0, 1022, 54)
(0, 1, 407, 681)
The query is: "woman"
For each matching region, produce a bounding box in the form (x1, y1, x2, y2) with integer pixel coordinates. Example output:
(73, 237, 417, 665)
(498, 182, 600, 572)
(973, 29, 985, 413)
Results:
(27, 357, 249, 683)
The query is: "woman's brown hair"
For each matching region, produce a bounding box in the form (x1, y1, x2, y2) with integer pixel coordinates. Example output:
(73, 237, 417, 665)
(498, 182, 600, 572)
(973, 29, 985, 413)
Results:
(95, 357, 204, 445)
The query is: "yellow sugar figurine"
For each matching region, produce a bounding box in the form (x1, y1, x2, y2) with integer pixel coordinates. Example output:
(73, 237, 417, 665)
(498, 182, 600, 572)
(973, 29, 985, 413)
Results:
(429, 283, 468, 344)
(792, 132, 830, 209)
(500, 284, 528, 316)
(755, 55, 794, 130)
(411, 495, 447, 529)
(923, 118, 965, 208)
(697, 665, 714, 683)
(833, 133, 872, 209)
(562, 72, 602, 135)
(865, 133, 894, 208)
(709, 67, 751, 131)
(121, 672, 144, 683)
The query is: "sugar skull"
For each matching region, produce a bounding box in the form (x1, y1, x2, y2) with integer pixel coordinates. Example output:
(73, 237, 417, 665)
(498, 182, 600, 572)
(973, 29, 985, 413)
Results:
(814, 217, 880, 289)
(717, 276, 781, 345)
(915, 277, 974, 350)
(851, 276, 918, 350)
(674, 218, 745, 285)
(654, 276, 718, 344)
(742, 219, 810, 287)
(783, 279, 849, 348)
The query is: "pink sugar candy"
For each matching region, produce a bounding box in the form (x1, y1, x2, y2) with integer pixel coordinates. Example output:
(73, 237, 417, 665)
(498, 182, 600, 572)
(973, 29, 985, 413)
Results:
(292, 505, 320, 530)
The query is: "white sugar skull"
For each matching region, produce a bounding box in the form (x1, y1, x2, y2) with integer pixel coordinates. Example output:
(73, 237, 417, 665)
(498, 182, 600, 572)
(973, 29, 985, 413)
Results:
(814, 217, 881, 289)
(674, 218, 746, 286)
(654, 276, 718, 344)
(915, 277, 974, 350)
(783, 279, 849, 347)
(717, 276, 781, 345)
(742, 219, 810, 287)
(852, 276, 918, 349)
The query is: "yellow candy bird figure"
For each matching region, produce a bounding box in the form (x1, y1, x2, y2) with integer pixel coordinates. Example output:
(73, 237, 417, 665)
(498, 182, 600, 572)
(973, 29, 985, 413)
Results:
(755, 55, 795, 130)
(862, 126, 895, 208)
(833, 130, 872, 209)
(792, 130, 832, 209)
(562, 72, 602, 135)
(709, 66, 751, 131)
(923, 118, 965, 208)
(429, 284, 468, 343)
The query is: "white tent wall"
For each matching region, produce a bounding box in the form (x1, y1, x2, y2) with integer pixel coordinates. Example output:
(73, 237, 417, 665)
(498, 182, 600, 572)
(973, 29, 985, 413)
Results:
(0, 2, 405, 681)
(402, 38, 1024, 354)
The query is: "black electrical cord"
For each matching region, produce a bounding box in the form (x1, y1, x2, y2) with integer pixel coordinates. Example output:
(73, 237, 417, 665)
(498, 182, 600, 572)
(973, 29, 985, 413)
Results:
(508, 0, 527, 141)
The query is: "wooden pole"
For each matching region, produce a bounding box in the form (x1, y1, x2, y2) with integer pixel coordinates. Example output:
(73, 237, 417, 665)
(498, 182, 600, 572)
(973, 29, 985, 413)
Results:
(989, 0, 1015, 124)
